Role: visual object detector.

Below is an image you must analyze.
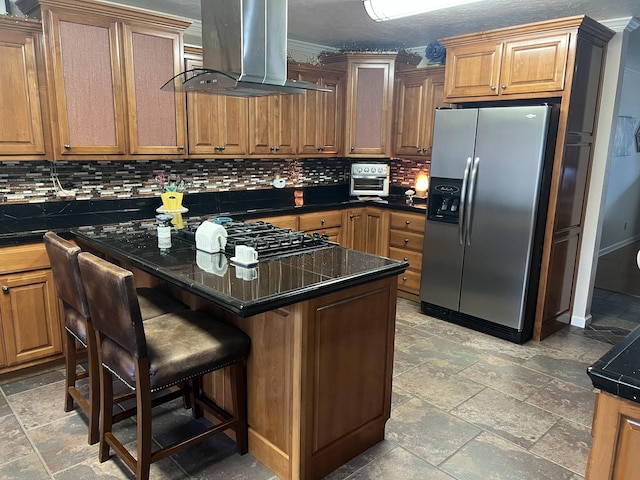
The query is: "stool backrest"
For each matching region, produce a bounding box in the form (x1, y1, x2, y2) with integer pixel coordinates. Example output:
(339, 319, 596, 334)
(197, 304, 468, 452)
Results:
(43, 232, 90, 318)
(78, 252, 147, 358)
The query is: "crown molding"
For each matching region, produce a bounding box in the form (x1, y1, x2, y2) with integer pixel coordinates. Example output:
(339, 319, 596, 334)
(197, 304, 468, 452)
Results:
(600, 16, 640, 33)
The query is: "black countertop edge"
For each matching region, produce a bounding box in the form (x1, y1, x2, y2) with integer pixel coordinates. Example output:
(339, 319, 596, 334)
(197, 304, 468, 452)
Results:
(588, 324, 640, 404)
(0, 186, 426, 247)
(71, 230, 409, 318)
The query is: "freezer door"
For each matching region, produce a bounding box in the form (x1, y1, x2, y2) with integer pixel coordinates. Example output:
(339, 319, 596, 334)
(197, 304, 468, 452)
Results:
(459, 105, 551, 329)
(429, 109, 480, 179)
(420, 109, 479, 310)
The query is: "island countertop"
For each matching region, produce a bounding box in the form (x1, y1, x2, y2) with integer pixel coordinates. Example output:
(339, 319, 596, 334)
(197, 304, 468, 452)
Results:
(71, 218, 408, 318)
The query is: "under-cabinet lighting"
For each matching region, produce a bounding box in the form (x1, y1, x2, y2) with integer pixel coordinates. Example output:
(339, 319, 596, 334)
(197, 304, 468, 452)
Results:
(363, 0, 487, 22)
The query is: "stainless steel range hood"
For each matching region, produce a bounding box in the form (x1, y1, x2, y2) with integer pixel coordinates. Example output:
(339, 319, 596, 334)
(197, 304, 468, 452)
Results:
(162, 0, 329, 97)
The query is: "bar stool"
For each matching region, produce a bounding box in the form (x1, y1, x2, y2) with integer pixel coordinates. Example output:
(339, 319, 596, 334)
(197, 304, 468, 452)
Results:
(43, 231, 188, 445)
(77, 251, 250, 480)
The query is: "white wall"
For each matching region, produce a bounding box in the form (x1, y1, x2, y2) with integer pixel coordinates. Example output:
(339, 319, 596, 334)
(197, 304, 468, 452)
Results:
(599, 65, 640, 253)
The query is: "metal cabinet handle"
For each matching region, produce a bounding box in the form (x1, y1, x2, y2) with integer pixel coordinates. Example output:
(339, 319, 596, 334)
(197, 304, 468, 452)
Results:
(501, 85, 507, 90)
(177, 145, 184, 150)
(2, 286, 8, 293)
(405, 220, 411, 225)
(321, 219, 325, 225)
(270, 146, 275, 151)
(422, 148, 429, 154)
(63, 144, 71, 149)
(417, 148, 421, 154)
(404, 238, 409, 244)
(220, 145, 225, 151)
(403, 257, 408, 262)
(490, 86, 496, 91)
(350, 146, 355, 152)
(402, 276, 407, 281)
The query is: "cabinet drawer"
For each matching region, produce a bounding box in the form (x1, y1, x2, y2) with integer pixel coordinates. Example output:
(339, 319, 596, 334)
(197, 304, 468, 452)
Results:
(0, 243, 50, 274)
(389, 230, 424, 252)
(397, 269, 421, 295)
(254, 215, 299, 231)
(299, 211, 342, 231)
(388, 247, 422, 273)
(306, 227, 341, 243)
(389, 211, 425, 234)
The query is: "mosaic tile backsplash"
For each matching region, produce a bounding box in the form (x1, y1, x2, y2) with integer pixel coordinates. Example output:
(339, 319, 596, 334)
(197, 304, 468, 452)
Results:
(0, 157, 429, 204)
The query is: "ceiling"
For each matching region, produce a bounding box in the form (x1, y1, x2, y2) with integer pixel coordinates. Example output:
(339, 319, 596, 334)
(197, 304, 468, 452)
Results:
(63, 0, 640, 69)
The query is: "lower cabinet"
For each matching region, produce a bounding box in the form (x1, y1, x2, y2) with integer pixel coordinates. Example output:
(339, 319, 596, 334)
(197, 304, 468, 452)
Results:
(342, 207, 389, 256)
(586, 390, 640, 479)
(387, 211, 425, 300)
(0, 243, 63, 371)
(299, 210, 343, 243)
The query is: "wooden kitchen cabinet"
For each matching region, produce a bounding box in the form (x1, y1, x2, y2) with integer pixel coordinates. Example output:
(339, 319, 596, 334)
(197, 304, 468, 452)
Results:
(387, 211, 425, 300)
(248, 94, 297, 156)
(289, 63, 344, 156)
(442, 26, 570, 101)
(0, 243, 63, 372)
(586, 390, 640, 479)
(343, 207, 389, 255)
(322, 53, 397, 157)
(299, 210, 342, 243)
(253, 215, 299, 232)
(394, 66, 446, 158)
(0, 17, 49, 159)
(38, 0, 189, 159)
(184, 51, 249, 157)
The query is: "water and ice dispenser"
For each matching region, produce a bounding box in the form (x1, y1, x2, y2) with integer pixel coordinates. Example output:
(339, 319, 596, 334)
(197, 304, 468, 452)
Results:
(427, 178, 462, 224)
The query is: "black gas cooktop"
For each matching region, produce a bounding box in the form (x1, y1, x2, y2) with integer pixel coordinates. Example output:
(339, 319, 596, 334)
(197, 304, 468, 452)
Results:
(177, 221, 335, 259)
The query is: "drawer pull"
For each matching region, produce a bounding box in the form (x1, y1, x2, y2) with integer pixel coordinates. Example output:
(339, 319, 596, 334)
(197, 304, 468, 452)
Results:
(403, 257, 408, 262)
(402, 276, 407, 281)
(405, 220, 411, 225)
(63, 144, 71, 149)
(404, 238, 409, 244)
(2, 285, 8, 293)
(321, 219, 325, 225)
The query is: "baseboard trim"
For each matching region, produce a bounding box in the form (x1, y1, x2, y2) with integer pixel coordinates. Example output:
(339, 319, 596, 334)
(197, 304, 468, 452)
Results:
(599, 234, 640, 256)
(571, 312, 592, 329)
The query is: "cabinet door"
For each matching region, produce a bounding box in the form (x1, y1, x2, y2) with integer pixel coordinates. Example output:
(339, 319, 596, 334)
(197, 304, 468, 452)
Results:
(343, 209, 367, 251)
(499, 34, 569, 95)
(0, 269, 62, 366)
(394, 76, 428, 157)
(297, 70, 323, 155)
(365, 209, 389, 256)
(45, 10, 126, 156)
(422, 71, 446, 156)
(319, 74, 343, 155)
(122, 24, 186, 155)
(444, 41, 503, 99)
(346, 61, 394, 157)
(248, 95, 297, 156)
(0, 29, 45, 156)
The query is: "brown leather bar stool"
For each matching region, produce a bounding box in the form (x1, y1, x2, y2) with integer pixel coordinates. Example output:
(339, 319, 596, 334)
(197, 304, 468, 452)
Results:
(78, 251, 250, 480)
(43, 231, 188, 445)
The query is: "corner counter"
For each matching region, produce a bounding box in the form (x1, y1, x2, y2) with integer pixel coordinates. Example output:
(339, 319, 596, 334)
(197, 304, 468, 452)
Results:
(71, 218, 408, 480)
(586, 326, 640, 479)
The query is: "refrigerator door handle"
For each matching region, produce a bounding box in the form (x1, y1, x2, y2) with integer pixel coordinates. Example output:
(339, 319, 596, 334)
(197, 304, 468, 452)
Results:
(459, 157, 473, 245)
(465, 157, 480, 246)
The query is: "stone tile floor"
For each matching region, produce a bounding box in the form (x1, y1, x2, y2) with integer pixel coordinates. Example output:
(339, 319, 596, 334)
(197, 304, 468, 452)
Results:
(0, 296, 631, 479)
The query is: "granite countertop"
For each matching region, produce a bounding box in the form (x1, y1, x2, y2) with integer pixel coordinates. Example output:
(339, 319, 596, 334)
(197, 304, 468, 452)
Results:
(0, 185, 426, 246)
(71, 218, 408, 317)
(588, 325, 640, 403)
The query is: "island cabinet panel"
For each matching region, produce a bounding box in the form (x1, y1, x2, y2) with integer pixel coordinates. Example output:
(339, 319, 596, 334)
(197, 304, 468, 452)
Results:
(248, 94, 297, 156)
(38, 0, 190, 159)
(394, 67, 446, 158)
(587, 390, 640, 479)
(0, 18, 48, 159)
(442, 26, 571, 102)
(184, 52, 249, 157)
(0, 243, 63, 371)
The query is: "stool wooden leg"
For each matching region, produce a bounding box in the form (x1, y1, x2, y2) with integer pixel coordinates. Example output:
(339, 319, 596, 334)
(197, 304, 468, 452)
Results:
(86, 328, 100, 445)
(99, 365, 114, 463)
(64, 330, 76, 413)
(231, 361, 248, 455)
(136, 359, 152, 480)
(190, 377, 203, 419)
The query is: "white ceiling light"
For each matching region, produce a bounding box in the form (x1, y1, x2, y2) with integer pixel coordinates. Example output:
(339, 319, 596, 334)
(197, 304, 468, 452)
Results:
(363, 0, 486, 22)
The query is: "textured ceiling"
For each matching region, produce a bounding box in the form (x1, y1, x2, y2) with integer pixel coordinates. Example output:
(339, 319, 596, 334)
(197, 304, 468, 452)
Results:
(103, 0, 640, 68)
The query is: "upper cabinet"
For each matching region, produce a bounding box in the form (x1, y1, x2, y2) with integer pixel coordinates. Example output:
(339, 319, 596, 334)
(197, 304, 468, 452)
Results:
(289, 63, 344, 157)
(0, 17, 49, 159)
(441, 23, 571, 102)
(37, 0, 189, 159)
(394, 66, 446, 158)
(248, 94, 297, 156)
(322, 53, 398, 157)
(184, 49, 249, 157)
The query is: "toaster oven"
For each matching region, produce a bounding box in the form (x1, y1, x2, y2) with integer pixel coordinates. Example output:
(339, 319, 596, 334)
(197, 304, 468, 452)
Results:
(349, 163, 390, 197)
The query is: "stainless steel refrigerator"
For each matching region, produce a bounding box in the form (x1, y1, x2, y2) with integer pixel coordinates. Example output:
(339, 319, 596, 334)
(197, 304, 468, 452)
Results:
(420, 105, 556, 344)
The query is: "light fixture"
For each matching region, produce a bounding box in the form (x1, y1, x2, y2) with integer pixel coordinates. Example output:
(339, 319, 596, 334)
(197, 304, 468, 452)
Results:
(415, 171, 429, 198)
(363, 0, 486, 22)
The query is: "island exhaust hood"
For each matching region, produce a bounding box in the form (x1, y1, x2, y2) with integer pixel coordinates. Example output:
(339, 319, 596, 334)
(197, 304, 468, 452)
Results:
(162, 0, 329, 97)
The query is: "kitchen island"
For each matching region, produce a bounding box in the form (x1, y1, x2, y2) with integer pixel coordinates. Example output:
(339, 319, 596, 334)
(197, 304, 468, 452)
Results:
(72, 218, 408, 480)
